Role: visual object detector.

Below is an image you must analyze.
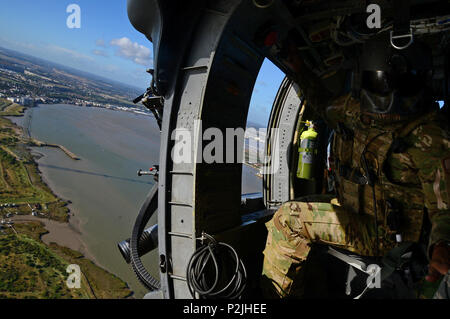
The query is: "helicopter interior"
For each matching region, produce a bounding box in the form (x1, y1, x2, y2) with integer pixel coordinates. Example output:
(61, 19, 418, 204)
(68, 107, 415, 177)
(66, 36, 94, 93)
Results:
(125, 0, 450, 299)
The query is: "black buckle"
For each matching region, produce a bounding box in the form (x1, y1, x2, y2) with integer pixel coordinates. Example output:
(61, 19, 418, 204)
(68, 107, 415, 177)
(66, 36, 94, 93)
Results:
(386, 199, 403, 232)
(339, 163, 369, 185)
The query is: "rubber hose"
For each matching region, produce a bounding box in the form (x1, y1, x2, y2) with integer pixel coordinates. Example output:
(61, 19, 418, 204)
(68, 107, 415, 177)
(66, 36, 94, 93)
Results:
(130, 183, 161, 291)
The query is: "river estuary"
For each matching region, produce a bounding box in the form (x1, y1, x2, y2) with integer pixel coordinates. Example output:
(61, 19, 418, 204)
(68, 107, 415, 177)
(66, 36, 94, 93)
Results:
(9, 104, 262, 298)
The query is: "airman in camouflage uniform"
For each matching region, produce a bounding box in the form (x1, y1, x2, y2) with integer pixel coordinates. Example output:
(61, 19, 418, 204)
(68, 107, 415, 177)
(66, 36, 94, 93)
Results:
(262, 36, 450, 298)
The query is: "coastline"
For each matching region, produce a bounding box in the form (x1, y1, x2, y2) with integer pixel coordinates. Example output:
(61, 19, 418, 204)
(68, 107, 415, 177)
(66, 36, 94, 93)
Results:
(3, 102, 264, 298)
(1, 106, 133, 297)
(4, 110, 94, 262)
(29, 156, 106, 269)
(10, 215, 98, 264)
(5, 103, 165, 298)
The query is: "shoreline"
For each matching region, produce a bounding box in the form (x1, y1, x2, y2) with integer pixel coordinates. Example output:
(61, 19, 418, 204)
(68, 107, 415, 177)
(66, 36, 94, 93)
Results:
(4, 103, 184, 299)
(29, 142, 114, 274)
(4, 106, 145, 295)
(1, 109, 113, 276)
(10, 215, 98, 264)
(36, 102, 154, 118)
(28, 142, 136, 296)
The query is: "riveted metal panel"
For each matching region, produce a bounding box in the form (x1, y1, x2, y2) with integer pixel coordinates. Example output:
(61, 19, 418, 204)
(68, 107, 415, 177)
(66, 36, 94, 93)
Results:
(170, 206, 194, 234)
(264, 79, 302, 207)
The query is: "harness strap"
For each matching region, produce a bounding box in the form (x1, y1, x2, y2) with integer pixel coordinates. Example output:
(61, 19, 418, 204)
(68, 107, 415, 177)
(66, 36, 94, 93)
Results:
(328, 247, 369, 273)
(328, 243, 416, 299)
(328, 247, 381, 299)
(337, 111, 436, 184)
(380, 242, 416, 280)
(393, 0, 411, 37)
(391, 0, 413, 50)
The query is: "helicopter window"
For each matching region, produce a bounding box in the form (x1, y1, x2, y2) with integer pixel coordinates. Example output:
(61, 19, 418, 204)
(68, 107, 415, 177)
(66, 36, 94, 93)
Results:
(242, 59, 284, 197)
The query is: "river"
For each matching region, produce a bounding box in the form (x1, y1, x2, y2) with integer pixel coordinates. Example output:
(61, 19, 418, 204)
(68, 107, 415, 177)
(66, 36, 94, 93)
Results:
(8, 104, 262, 298)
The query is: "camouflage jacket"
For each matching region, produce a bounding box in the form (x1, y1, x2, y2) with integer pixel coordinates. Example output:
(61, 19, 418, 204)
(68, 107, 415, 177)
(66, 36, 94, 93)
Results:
(294, 68, 450, 256)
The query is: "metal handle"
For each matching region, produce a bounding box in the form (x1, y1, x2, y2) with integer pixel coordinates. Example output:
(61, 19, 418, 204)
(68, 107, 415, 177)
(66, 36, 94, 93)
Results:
(390, 29, 414, 50)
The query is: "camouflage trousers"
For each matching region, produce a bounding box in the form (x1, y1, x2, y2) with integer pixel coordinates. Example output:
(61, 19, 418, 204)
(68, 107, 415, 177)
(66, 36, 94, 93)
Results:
(261, 195, 381, 298)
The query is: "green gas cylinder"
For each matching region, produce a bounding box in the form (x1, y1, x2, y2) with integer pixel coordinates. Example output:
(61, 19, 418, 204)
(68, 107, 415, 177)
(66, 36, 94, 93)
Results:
(297, 122, 318, 180)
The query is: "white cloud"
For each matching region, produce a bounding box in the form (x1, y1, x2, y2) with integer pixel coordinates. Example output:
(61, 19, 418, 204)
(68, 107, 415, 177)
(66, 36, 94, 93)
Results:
(110, 37, 152, 66)
(46, 45, 94, 62)
(0, 37, 37, 52)
(93, 49, 109, 57)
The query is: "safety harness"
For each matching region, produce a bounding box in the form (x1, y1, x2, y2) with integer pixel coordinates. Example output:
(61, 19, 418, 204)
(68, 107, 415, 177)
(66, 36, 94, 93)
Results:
(332, 102, 436, 251)
(328, 242, 426, 299)
(327, 98, 438, 298)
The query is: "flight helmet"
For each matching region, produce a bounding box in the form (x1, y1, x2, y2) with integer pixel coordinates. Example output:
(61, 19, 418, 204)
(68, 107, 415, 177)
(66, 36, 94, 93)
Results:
(357, 34, 433, 119)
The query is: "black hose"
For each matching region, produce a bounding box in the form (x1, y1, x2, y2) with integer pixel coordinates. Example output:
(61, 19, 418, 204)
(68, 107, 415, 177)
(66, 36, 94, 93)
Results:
(130, 183, 161, 291)
(186, 233, 247, 299)
(118, 224, 158, 264)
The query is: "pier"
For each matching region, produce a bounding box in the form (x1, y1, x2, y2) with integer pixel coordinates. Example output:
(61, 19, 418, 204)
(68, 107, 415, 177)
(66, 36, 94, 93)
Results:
(32, 139, 80, 160)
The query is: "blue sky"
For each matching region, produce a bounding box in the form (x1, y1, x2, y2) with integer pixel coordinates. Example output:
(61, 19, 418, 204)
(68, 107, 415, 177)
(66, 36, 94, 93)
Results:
(0, 0, 152, 89)
(249, 59, 285, 126)
(0, 0, 284, 126)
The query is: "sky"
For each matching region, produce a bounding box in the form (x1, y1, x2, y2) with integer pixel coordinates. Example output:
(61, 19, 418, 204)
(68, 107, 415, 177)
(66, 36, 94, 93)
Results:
(249, 59, 285, 126)
(0, 0, 285, 126)
(0, 0, 155, 89)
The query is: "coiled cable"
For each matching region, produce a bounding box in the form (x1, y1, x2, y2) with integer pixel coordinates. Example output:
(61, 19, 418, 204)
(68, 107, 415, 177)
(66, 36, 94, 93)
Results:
(186, 233, 247, 299)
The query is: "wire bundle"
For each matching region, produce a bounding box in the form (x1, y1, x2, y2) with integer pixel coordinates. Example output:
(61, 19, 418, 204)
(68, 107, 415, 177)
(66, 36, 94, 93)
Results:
(186, 233, 247, 299)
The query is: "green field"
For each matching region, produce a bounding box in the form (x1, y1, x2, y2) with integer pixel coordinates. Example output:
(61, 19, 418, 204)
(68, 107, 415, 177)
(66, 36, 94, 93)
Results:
(0, 111, 133, 298)
(0, 234, 87, 299)
(0, 116, 70, 221)
(0, 98, 25, 116)
(0, 222, 131, 299)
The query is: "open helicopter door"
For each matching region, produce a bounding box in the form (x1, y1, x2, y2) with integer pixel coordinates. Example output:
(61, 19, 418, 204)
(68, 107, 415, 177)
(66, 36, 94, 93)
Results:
(127, 0, 287, 299)
(126, 0, 335, 299)
(263, 77, 303, 209)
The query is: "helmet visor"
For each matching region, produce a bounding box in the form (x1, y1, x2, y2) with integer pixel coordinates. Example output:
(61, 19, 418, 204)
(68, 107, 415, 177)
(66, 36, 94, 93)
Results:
(361, 70, 428, 97)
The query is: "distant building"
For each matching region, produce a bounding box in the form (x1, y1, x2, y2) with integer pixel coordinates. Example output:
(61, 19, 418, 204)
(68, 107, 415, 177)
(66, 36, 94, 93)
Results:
(6, 96, 35, 106)
(19, 97, 35, 107)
